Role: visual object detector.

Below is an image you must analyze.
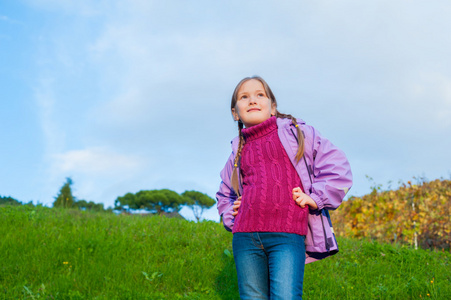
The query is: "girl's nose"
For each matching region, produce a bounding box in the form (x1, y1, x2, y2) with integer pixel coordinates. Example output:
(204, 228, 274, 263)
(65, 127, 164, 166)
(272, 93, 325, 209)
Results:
(249, 96, 257, 104)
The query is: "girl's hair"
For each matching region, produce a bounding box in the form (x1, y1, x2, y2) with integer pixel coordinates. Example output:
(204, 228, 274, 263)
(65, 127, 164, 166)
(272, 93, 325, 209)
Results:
(230, 76, 305, 195)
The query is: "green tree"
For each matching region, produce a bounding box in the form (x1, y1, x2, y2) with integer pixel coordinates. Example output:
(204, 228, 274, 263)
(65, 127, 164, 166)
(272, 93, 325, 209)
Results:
(182, 190, 216, 222)
(115, 189, 192, 214)
(74, 199, 105, 212)
(53, 178, 75, 208)
(114, 192, 137, 212)
(0, 196, 21, 206)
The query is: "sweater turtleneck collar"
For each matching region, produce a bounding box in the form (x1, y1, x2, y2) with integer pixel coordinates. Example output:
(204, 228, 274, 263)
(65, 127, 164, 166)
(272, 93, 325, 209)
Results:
(242, 116, 277, 142)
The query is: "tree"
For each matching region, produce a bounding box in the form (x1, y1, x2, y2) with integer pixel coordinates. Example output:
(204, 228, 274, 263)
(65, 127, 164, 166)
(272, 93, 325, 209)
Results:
(53, 177, 75, 208)
(0, 196, 21, 206)
(114, 189, 192, 214)
(114, 192, 138, 212)
(135, 189, 188, 214)
(74, 199, 105, 211)
(182, 190, 216, 222)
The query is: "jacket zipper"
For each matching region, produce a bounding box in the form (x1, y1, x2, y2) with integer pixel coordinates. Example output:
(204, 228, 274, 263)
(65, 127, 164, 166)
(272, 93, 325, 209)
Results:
(290, 127, 331, 252)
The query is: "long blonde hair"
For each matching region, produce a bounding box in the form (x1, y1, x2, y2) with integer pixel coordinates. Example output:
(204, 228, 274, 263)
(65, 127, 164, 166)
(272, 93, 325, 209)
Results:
(230, 76, 304, 195)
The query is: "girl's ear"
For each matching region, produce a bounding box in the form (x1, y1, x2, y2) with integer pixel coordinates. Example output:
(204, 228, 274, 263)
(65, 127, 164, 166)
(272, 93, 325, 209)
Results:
(270, 102, 277, 116)
(231, 108, 240, 121)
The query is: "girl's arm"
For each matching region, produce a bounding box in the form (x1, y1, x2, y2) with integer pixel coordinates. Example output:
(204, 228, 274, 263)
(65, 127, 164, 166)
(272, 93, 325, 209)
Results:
(216, 153, 238, 231)
(307, 126, 353, 210)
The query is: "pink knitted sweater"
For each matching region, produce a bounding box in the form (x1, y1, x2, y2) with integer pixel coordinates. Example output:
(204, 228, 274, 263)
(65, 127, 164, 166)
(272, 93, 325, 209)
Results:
(232, 116, 308, 235)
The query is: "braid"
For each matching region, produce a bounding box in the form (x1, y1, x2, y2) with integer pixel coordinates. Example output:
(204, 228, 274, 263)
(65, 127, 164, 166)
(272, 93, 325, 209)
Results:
(231, 121, 245, 196)
(233, 122, 245, 167)
(276, 111, 305, 162)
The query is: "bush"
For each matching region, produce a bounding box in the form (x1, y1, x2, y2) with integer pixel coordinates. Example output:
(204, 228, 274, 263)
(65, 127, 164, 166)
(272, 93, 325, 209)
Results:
(331, 179, 451, 250)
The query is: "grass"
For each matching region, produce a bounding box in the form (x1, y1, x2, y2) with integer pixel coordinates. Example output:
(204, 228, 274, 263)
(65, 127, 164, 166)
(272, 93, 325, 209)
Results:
(1, 205, 450, 299)
(303, 238, 449, 299)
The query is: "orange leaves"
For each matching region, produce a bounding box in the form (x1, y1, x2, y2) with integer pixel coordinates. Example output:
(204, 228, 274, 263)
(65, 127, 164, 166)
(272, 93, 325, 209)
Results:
(331, 179, 451, 250)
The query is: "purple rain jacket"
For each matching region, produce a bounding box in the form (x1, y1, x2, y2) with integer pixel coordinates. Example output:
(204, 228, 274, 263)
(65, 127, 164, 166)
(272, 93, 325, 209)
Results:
(216, 117, 353, 263)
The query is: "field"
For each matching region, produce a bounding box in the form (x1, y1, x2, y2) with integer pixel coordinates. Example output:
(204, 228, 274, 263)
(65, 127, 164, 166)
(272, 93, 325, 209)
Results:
(1, 205, 450, 299)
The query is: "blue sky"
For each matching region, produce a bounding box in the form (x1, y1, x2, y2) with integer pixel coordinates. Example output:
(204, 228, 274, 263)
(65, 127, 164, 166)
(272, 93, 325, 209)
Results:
(1, 0, 450, 221)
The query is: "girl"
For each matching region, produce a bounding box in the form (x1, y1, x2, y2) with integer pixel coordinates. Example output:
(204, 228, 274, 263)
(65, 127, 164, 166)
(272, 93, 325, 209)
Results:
(216, 76, 353, 299)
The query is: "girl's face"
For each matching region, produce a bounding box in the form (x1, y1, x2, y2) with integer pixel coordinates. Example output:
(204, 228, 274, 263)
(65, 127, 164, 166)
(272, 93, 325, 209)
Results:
(232, 79, 276, 128)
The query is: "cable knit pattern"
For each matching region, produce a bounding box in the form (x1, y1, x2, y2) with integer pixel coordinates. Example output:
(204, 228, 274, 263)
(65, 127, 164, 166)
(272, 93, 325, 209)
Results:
(233, 116, 308, 235)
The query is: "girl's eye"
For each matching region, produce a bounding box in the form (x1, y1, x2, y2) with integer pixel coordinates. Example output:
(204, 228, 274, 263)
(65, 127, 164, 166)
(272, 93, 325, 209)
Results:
(240, 95, 248, 100)
(258, 93, 265, 97)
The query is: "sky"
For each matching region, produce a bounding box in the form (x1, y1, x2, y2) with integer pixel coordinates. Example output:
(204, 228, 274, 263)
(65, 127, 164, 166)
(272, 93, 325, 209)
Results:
(1, 0, 450, 222)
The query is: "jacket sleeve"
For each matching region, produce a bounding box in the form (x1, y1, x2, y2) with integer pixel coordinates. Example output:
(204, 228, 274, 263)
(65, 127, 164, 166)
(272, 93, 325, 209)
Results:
(216, 153, 238, 232)
(308, 127, 353, 211)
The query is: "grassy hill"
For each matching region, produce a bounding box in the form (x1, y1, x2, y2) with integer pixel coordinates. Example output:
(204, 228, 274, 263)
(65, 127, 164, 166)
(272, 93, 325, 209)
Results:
(1, 205, 450, 299)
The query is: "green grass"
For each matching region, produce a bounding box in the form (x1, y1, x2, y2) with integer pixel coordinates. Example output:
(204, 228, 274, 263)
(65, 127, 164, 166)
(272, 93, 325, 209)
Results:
(1, 205, 450, 299)
(303, 239, 449, 299)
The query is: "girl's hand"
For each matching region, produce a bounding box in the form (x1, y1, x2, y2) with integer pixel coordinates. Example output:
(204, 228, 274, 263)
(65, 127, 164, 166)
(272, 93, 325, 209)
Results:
(232, 196, 242, 216)
(292, 187, 318, 210)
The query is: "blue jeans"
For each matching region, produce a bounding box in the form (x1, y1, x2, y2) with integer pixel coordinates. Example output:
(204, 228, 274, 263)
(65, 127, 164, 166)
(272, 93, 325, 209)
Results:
(233, 232, 306, 299)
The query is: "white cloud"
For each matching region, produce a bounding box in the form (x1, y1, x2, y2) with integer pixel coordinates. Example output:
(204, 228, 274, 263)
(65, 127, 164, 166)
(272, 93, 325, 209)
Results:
(0, 15, 23, 24)
(408, 72, 451, 127)
(53, 147, 143, 175)
(25, 0, 105, 16)
(34, 76, 66, 155)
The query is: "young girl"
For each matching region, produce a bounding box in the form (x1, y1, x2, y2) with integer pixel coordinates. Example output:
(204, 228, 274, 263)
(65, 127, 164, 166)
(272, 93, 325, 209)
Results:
(216, 76, 353, 299)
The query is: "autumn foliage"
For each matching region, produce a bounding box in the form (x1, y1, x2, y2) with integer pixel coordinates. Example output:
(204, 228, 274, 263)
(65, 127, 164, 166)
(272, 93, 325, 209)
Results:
(331, 179, 451, 250)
